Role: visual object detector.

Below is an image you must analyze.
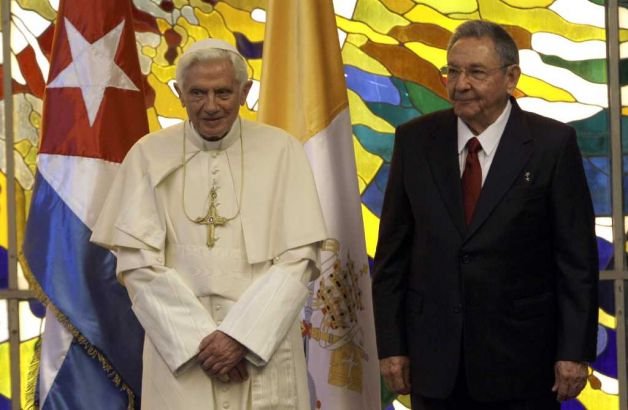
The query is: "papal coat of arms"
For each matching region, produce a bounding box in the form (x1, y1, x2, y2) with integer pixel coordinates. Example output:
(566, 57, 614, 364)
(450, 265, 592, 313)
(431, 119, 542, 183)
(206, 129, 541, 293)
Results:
(303, 238, 370, 392)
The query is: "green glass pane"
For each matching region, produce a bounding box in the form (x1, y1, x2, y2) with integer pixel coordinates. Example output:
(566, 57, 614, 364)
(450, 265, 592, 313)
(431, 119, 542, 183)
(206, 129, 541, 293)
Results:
(365, 102, 420, 128)
(541, 55, 607, 84)
(571, 110, 610, 156)
(405, 81, 451, 115)
(619, 58, 628, 86)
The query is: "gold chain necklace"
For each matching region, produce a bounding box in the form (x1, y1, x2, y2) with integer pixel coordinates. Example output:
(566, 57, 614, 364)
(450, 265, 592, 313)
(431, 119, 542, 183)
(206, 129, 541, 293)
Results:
(181, 119, 244, 247)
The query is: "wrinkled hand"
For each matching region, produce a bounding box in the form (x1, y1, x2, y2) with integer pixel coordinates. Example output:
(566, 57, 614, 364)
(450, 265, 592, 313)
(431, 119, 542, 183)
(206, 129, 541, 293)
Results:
(198, 331, 248, 381)
(224, 360, 248, 383)
(552, 360, 588, 401)
(380, 356, 411, 395)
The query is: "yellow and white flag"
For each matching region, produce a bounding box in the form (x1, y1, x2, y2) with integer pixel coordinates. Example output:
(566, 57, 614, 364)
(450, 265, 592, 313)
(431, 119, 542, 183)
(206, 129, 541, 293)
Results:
(259, 1, 380, 409)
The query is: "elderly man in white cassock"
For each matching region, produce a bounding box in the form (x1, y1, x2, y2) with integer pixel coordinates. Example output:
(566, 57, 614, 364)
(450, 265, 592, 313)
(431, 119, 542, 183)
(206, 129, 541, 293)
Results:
(91, 39, 327, 409)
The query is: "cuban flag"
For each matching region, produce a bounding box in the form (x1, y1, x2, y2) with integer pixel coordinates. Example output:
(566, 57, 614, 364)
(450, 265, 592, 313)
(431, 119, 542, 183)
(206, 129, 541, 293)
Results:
(22, 0, 147, 408)
(259, 1, 381, 409)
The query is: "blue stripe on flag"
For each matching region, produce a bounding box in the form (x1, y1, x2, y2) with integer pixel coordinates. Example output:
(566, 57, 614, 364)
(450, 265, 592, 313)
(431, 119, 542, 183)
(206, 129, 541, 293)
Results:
(41, 342, 131, 409)
(24, 172, 143, 395)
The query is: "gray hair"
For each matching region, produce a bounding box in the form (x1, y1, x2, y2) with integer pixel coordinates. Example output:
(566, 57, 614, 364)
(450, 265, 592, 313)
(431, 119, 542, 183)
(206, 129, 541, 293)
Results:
(447, 20, 519, 66)
(175, 48, 249, 88)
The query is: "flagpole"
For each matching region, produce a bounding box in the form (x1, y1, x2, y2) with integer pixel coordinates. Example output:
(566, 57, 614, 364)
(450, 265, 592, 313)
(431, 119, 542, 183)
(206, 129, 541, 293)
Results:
(1, 0, 23, 408)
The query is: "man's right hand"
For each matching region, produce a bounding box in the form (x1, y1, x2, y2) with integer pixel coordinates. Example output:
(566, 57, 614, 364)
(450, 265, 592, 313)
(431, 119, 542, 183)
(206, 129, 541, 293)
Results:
(380, 356, 411, 395)
(198, 331, 247, 381)
(225, 360, 249, 383)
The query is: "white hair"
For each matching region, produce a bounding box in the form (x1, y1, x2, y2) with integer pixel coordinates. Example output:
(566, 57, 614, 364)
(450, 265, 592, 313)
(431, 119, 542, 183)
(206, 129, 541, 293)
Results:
(175, 47, 249, 89)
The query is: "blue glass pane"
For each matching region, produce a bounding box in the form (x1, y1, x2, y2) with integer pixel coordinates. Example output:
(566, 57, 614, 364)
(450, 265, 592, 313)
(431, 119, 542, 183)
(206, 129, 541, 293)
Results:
(28, 299, 46, 319)
(345, 65, 400, 105)
(561, 398, 587, 410)
(234, 32, 263, 59)
(599, 280, 615, 317)
(583, 156, 610, 216)
(594, 281, 617, 380)
(597, 237, 613, 271)
(0, 247, 7, 289)
(594, 327, 617, 379)
(622, 156, 628, 215)
(362, 163, 390, 217)
(0, 394, 10, 410)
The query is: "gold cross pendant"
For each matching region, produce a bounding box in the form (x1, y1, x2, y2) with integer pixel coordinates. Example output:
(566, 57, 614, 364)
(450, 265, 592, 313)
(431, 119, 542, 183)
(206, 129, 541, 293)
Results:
(194, 187, 227, 247)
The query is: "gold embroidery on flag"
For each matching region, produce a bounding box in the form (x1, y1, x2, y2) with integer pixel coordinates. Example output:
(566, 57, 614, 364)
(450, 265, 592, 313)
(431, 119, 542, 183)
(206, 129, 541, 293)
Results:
(307, 239, 369, 392)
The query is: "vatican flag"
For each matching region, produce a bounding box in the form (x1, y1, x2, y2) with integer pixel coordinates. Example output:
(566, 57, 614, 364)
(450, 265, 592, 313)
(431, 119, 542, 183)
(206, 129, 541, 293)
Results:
(259, 1, 381, 409)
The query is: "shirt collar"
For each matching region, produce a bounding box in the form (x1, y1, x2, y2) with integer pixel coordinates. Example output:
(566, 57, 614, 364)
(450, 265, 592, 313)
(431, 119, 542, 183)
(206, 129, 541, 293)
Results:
(457, 100, 512, 155)
(185, 117, 241, 152)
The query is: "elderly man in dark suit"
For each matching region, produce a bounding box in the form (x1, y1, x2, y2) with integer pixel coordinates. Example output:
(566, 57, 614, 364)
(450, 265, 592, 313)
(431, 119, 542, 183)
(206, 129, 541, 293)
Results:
(372, 20, 599, 410)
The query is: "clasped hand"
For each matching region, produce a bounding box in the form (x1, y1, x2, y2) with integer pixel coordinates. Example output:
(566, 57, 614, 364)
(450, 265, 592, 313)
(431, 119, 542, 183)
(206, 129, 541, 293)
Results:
(197, 330, 249, 383)
(553, 360, 588, 401)
(380, 356, 411, 395)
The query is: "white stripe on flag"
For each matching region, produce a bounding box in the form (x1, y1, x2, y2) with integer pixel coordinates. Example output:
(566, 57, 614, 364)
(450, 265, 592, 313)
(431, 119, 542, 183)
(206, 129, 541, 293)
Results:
(303, 109, 366, 243)
(304, 108, 381, 409)
(37, 154, 119, 229)
(38, 310, 73, 405)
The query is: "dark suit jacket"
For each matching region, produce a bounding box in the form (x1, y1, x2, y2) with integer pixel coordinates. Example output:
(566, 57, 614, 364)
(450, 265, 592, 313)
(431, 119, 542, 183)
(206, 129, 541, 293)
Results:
(372, 98, 599, 401)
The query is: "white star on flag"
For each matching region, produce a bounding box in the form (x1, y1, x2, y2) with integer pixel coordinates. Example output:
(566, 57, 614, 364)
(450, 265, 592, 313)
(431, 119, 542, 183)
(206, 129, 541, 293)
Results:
(47, 18, 140, 126)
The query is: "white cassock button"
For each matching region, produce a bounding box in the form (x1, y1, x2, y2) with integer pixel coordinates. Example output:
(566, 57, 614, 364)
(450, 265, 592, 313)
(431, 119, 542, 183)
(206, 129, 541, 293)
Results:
(156, 257, 163, 264)
(222, 402, 230, 409)
(212, 168, 219, 175)
(212, 152, 219, 158)
(217, 320, 222, 325)
(273, 256, 280, 264)
(216, 304, 222, 311)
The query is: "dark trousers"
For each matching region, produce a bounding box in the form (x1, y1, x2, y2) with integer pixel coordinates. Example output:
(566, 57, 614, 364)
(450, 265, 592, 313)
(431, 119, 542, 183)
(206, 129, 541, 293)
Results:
(411, 352, 560, 410)
(411, 384, 560, 410)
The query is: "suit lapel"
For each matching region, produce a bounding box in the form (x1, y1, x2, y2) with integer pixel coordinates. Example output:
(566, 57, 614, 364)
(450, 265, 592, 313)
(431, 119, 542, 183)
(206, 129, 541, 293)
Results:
(466, 100, 533, 239)
(425, 111, 466, 238)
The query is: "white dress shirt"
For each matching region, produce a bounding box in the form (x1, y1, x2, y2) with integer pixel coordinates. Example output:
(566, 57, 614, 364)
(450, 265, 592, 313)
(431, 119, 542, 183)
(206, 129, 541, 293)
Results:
(457, 100, 512, 185)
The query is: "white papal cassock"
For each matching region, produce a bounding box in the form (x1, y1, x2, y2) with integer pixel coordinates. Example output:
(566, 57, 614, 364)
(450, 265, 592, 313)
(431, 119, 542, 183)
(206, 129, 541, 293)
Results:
(91, 118, 327, 409)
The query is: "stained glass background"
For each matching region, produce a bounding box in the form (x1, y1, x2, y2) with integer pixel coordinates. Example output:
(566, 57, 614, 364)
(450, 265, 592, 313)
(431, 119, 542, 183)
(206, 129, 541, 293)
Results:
(0, 0, 625, 408)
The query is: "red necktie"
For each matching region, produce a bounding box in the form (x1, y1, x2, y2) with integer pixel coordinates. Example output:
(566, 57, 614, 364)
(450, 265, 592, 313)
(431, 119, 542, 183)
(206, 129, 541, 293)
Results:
(462, 137, 482, 225)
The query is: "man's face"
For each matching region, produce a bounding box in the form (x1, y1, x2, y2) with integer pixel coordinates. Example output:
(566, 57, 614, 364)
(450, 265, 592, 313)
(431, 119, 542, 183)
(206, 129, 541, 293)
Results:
(446, 36, 520, 134)
(175, 59, 252, 141)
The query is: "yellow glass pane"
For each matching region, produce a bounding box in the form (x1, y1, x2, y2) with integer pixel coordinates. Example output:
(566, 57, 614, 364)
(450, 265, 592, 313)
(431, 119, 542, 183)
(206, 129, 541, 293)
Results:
(196, 8, 237, 45)
(15, 0, 56, 20)
(502, 0, 554, 7)
(0, 173, 7, 250)
(477, 1, 606, 42)
(347, 89, 395, 134)
(415, 0, 478, 14)
(405, 41, 447, 72)
(353, 0, 409, 34)
(354, 136, 382, 195)
(362, 204, 379, 259)
(405, 5, 473, 32)
(517, 75, 576, 102)
(214, 2, 265, 42)
(342, 40, 391, 77)
(336, 15, 398, 45)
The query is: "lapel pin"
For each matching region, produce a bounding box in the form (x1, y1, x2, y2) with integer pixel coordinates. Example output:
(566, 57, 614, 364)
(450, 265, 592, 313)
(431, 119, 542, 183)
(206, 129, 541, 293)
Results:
(524, 171, 533, 183)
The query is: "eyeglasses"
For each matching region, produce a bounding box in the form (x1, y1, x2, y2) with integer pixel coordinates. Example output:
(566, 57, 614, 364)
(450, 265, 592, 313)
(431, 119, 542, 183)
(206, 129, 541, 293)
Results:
(440, 64, 511, 82)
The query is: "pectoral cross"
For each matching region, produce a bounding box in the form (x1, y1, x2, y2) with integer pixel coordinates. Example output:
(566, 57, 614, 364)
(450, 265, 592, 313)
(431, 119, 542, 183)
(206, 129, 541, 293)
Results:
(194, 186, 226, 247)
